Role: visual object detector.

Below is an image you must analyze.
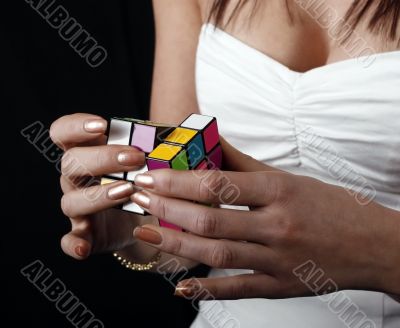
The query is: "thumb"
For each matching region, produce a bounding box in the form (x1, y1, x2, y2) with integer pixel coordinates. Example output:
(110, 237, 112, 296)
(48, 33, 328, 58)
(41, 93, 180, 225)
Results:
(220, 137, 279, 172)
(61, 225, 93, 260)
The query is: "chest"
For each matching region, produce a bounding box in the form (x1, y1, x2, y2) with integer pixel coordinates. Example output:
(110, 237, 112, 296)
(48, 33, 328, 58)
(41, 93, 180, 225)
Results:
(199, 0, 396, 73)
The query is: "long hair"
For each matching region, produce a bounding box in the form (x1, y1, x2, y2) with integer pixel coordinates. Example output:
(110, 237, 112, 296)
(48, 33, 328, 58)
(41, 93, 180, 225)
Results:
(208, 0, 400, 43)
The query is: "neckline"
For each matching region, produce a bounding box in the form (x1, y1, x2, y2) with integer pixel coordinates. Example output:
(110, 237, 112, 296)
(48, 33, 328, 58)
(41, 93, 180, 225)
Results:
(201, 23, 400, 76)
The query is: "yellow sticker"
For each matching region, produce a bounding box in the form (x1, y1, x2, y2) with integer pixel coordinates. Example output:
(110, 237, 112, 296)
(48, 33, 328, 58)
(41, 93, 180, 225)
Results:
(149, 143, 182, 161)
(101, 178, 117, 185)
(165, 127, 197, 145)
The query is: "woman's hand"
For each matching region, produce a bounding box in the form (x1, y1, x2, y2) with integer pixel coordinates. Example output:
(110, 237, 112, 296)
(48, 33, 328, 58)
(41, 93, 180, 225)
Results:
(130, 167, 400, 299)
(50, 113, 148, 260)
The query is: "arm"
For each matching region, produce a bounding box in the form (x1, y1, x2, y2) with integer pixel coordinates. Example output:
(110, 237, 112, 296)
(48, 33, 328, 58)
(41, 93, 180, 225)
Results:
(150, 0, 202, 124)
(119, 0, 204, 271)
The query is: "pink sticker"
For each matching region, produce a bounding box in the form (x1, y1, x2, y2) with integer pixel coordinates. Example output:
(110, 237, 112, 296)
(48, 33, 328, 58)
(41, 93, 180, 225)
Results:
(195, 159, 209, 170)
(159, 219, 182, 231)
(146, 159, 170, 170)
(208, 145, 222, 169)
(203, 120, 219, 153)
(132, 124, 156, 153)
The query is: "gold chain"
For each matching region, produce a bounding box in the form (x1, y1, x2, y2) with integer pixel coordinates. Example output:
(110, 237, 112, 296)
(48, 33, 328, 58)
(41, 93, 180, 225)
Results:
(113, 251, 162, 271)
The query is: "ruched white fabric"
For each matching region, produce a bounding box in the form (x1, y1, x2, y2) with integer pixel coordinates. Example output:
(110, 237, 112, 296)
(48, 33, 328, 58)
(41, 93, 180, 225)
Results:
(191, 24, 400, 328)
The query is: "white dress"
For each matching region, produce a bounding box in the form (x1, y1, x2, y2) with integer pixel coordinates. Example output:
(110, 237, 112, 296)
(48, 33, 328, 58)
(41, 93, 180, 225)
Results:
(191, 24, 400, 328)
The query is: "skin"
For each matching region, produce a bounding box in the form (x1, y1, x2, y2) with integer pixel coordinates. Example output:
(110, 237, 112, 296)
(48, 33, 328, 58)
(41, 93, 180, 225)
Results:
(50, 0, 400, 300)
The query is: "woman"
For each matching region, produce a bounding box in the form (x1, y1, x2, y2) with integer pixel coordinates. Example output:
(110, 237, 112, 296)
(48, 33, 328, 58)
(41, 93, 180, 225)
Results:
(50, 0, 400, 327)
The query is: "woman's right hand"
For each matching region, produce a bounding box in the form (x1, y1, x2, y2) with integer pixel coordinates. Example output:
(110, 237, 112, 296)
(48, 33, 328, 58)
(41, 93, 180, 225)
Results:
(50, 113, 147, 260)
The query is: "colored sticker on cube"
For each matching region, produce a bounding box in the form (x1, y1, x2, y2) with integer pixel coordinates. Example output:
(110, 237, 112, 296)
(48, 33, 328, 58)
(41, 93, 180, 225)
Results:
(102, 114, 222, 231)
(180, 114, 219, 153)
(164, 127, 205, 168)
(147, 144, 189, 170)
(107, 119, 133, 179)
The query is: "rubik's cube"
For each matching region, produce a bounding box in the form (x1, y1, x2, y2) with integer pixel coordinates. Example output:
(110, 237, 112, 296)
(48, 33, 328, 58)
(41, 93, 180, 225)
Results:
(102, 114, 222, 230)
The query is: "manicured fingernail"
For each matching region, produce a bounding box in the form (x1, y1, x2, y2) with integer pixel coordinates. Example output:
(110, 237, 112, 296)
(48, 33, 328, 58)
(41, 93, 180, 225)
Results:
(84, 119, 106, 133)
(132, 191, 150, 209)
(108, 182, 134, 200)
(75, 246, 86, 258)
(133, 226, 162, 245)
(134, 174, 154, 188)
(174, 280, 201, 298)
(117, 151, 144, 167)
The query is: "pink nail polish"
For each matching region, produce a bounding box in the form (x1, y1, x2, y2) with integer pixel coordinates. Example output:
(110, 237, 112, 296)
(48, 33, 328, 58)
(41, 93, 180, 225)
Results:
(132, 191, 151, 209)
(117, 151, 144, 167)
(108, 182, 134, 200)
(134, 174, 154, 188)
(84, 119, 106, 133)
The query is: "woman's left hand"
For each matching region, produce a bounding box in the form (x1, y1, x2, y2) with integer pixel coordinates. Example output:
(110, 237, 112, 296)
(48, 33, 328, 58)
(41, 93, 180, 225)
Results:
(131, 167, 400, 300)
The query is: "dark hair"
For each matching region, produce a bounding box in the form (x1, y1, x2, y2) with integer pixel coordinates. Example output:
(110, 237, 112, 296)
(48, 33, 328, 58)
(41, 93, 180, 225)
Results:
(208, 0, 400, 43)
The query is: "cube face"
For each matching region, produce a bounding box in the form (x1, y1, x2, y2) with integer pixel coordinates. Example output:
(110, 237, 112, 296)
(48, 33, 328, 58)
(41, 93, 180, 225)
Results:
(180, 114, 219, 152)
(103, 118, 176, 214)
(103, 114, 222, 227)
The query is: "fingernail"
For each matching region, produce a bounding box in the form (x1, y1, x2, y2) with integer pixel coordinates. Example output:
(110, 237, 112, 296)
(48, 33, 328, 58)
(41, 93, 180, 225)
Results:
(174, 280, 201, 298)
(133, 226, 162, 245)
(84, 119, 106, 133)
(75, 246, 86, 258)
(134, 174, 154, 188)
(108, 182, 134, 200)
(117, 151, 143, 166)
(132, 191, 150, 209)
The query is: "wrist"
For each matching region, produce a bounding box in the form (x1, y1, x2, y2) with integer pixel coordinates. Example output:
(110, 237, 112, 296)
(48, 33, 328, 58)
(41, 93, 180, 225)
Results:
(116, 240, 161, 264)
(115, 215, 161, 264)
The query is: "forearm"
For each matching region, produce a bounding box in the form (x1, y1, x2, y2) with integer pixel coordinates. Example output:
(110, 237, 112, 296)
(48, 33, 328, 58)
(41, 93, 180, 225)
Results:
(150, 0, 202, 124)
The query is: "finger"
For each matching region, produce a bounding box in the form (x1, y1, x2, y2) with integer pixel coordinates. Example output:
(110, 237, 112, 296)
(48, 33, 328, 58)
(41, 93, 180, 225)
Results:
(134, 224, 275, 270)
(50, 113, 107, 150)
(60, 175, 98, 193)
(61, 228, 93, 260)
(81, 134, 107, 147)
(132, 191, 265, 242)
(174, 274, 284, 300)
(134, 169, 289, 206)
(61, 181, 135, 217)
(62, 145, 145, 178)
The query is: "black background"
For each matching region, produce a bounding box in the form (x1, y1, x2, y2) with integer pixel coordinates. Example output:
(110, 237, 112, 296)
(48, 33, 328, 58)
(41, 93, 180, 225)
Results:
(7, 1, 207, 327)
